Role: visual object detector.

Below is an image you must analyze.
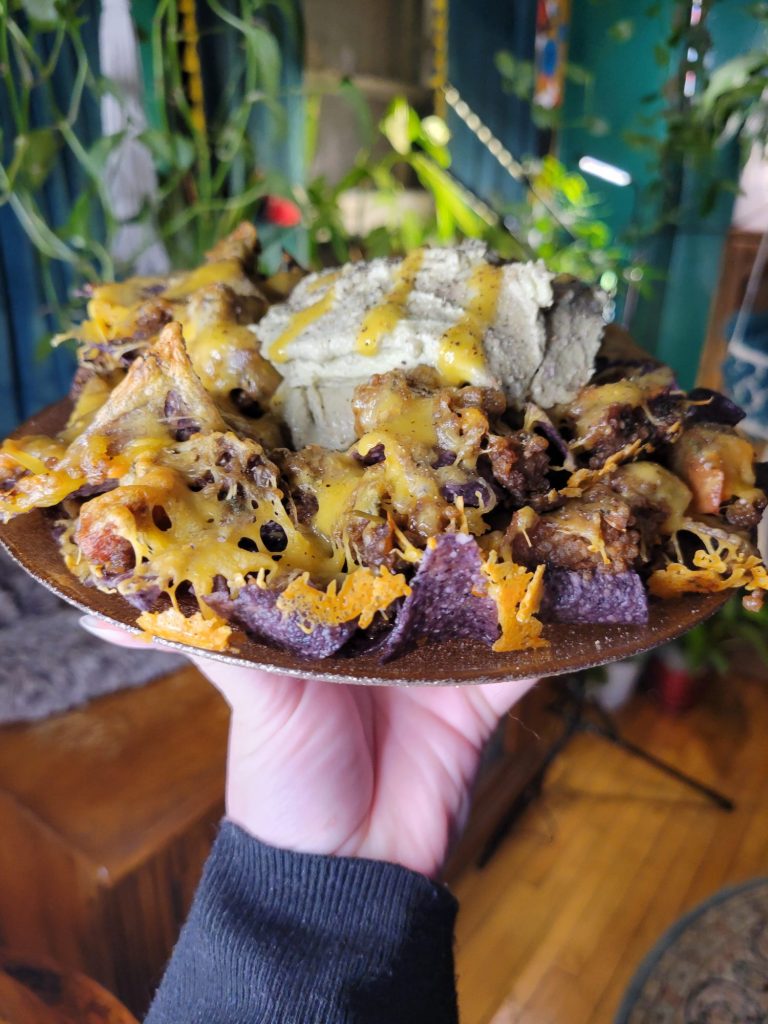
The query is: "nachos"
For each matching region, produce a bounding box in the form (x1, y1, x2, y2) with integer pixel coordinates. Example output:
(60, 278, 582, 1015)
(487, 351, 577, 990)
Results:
(1, 225, 766, 660)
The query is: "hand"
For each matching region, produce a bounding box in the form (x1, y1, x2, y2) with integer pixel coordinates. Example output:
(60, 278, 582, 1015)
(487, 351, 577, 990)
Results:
(80, 616, 537, 878)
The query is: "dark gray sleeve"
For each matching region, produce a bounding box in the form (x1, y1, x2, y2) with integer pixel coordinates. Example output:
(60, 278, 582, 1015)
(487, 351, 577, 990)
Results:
(145, 822, 459, 1024)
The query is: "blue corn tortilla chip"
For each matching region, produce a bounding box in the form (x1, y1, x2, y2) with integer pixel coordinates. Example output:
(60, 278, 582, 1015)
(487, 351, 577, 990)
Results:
(380, 533, 500, 662)
(205, 582, 357, 659)
(540, 568, 648, 625)
(686, 387, 746, 426)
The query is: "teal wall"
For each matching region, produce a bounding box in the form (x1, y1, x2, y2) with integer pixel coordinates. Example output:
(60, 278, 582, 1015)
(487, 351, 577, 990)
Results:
(560, 0, 766, 388)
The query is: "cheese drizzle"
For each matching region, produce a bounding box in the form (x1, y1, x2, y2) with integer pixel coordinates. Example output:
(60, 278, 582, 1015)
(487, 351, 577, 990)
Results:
(438, 262, 502, 385)
(355, 248, 426, 355)
(269, 283, 337, 364)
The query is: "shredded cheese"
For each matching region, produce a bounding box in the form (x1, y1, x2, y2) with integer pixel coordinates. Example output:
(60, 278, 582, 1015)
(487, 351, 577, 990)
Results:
(137, 607, 233, 650)
(276, 566, 411, 633)
(650, 522, 768, 599)
(481, 554, 547, 652)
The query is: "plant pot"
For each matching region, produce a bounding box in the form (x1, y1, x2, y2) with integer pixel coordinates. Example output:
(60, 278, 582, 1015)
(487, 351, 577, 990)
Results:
(646, 649, 703, 713)
(591, 658, 644, 712)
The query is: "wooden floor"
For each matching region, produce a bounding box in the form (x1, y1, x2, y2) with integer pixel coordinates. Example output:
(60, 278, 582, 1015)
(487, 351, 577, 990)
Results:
(453, 670, 768, 1024)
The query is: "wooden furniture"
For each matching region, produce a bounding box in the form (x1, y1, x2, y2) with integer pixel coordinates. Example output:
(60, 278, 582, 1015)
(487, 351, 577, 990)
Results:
(0, 666, 228, 1018)
(698, 228, 768, 390)
(0, 951, 138, 1023)
(0, 659, 559, 1016)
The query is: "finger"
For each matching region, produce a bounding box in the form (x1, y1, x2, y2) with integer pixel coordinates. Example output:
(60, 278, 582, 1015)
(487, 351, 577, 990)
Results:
(189, 655, 305, 721)
(471, 676, 539, 730)
(78, 615, 152, 650)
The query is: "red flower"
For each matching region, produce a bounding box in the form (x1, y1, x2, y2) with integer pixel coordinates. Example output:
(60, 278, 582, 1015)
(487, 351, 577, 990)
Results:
(264, 195, 302, 228)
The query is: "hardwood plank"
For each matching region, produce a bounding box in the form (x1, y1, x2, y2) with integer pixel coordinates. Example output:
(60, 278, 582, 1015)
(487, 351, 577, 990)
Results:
(454, 673, 768, 1024)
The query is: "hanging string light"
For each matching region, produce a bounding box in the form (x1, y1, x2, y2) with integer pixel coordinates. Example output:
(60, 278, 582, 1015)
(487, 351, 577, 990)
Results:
(178, 0, 206, 135)
(430, 0, 449, 121)
(443, 83, 525, 183)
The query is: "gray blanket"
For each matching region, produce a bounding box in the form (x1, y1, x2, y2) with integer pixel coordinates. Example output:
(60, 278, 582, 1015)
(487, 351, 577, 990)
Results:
(0, 549, 183, 723)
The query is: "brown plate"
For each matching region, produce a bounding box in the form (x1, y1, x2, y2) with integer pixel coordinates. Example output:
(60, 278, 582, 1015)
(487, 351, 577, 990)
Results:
(0, 400, 730, 686)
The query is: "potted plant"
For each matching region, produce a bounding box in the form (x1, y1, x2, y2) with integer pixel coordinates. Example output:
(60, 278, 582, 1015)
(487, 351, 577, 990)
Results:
(648, 596, 768, 712)
(585, 655, 649, 712)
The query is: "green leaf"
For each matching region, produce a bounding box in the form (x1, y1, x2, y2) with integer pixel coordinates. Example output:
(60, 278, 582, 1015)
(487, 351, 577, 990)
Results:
(206, 0, 282, 98)
(381, 98, 420, 156)
(421, 114, 451, 149)
(59, 188, 93, 245)
(701, 52, 768, 112)
(339, 78, 375, 150)
(19, 0, 59, 27)
(563, 63, 593, 86)
(87, 132, 126, 174)
(495, 52, 534, 98)
(608, 19, 635, 43)
(654, 43, 669, 67)
(409, 153, 491, 238)
(623, 130, 658, 149)
(582, 116, 610, 137)
(531, 105, 560, 130)
(494, 50, 518, 80)
(139, 129, 196, 174)
(8, 129, 60, 191)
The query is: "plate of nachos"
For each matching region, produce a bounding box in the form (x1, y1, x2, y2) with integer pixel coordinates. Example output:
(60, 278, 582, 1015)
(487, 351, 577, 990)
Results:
(0, 224, 764, 684)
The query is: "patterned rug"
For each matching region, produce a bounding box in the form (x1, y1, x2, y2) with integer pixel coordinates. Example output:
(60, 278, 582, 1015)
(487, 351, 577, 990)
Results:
(0, 549, 183, 724)
(616, 878, 768, 1024)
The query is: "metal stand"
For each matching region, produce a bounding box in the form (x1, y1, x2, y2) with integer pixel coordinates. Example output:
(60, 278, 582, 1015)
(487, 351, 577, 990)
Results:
(477, 674, 734, 869)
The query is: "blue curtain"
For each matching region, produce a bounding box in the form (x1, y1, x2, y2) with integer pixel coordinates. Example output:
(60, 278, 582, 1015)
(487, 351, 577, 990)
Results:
(447, 0, 537, 208)
(0, 0, 304, 435)
(0, 7, 102, 434)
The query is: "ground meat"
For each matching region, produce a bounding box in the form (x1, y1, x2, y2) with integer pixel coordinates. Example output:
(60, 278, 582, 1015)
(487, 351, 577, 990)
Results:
(343, 512, 404, 570)
(511, 516, 641, 574)
(507, 480, 650, 573)
(232, 292, 269, 325)
(724, 497, 767, 531)
(131, 300, 173, 340)
(75, 515, 136, 577)
(558, 368, 686, 469)
(483, 431, 551, 507)
(274, 446, 357, 528)
(229, 388, 263, 419)
(449, 384, 506, 418)
(293, 488, 319, 525)
(353, 367, 442, 435)
(583, 403, 651, 467)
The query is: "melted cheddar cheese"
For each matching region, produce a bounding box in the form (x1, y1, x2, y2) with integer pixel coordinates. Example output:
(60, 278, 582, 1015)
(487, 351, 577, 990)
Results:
(356, 249, 425, 355)
(650, 519, 768, 599)
(481, 556, 546, 652)
(438, 262, 502, 385)
(137, 607, 233, 650)
(269, 283, 337, 364)
(276, 567, 411, 633)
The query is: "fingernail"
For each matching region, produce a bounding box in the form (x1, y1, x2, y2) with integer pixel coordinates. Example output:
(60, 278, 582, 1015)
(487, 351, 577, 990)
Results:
(79, 615, 112, 637)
